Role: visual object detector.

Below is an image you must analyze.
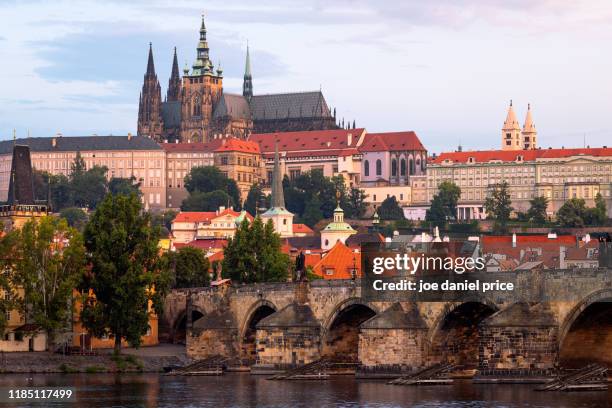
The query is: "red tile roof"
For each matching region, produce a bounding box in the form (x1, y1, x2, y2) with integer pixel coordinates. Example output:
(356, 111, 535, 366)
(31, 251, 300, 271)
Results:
(359, 131, 426, 152)
(173, 212, 216, 223)
(431, 147, 612, 164)
(250, 128, 366, 156)
(214, 138, 260, 154)
(482, 235, 576, 246)
(313, 242, 361, 280)
(293, 223, 314, 234)
(207, 251, 225, 263)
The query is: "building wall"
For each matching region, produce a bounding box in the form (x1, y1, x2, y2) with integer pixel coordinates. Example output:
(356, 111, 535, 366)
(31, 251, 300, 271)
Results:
(361, 185, 412, 207)
(214, 151, 263, 200)
(165, 149, 214, 208)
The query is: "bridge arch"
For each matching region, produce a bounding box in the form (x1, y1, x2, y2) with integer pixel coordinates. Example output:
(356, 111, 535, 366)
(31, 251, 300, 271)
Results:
(239, 299, 278, 365)
(170, 306, 205, 345)
(559, 289, 612, 368)
(427, 299, 498, 370)
(322, 298, 378, 361)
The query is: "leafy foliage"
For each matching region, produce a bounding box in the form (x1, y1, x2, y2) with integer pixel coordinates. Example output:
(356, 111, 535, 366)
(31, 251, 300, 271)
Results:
(181, 190, 232, 211)
(527, 196, 549, 224)
(184, 166, 241, 209)
(222, 217, 290, 283)
(378, 196, 405, 220)
(244, 183, 268, 216)
(81, 193, 169, 352)
(426, 181, 461, 227)
(109, 177, 141, 198)
(59, 207, 89, 231)
(485, 181, 513, 234)
(164, 246, 210, 288)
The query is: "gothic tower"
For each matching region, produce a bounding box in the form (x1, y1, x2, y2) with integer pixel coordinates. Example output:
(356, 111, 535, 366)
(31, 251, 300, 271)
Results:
(137, 43, 164, 140)
(501, 100, 522, 151)
(167, 47, 181, 102)
(261, 143, 294, 237)
(179, 15, 224, 143)
(242, 44, 253, 101)
(522, 103, 537, 150)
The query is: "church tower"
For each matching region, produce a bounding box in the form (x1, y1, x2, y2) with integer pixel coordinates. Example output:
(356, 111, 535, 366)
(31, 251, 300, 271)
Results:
(261, 143, 294, 237)
(501, 100, 521, 151)
(137, 43, 164, 140)
(179, 15, 224, 143)
(521, 103, 537, 150)
(167, 47, 181, 102)
(242, 44, 253, 101)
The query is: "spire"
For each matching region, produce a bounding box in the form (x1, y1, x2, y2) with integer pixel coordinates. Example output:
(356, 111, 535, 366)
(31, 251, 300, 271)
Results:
(167, 47, 181, 102)
(146, 42, 155, 76)
(243, 43, 253, 100)
(270, 142, 285, 209)
(523, 103, 535, 132)
(503, 99, 520, 130)
(192, 14, 212, 76)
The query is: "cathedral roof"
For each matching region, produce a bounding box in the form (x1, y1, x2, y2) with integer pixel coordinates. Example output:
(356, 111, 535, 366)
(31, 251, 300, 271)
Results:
(523, 103, 536, 133)
(212, 93, 251, 120)
(0, 135, 162, 154)
(250, 128, 366, 157)
(359, 131, 425, 152)
(503, 100, 520, 131)
(161, 101, 181, 128)
(250, 91, 332, 120)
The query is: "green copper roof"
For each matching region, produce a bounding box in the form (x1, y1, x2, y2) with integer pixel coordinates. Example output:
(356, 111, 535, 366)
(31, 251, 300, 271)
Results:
(323, 222, 356, 232)
(262, 207, 293, 216)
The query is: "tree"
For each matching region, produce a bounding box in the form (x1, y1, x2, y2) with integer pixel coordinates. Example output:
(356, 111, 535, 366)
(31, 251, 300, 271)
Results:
(585, 193, 607, 226)
(485, 181, 513, 234)
(59, 207, 88, 231)
(0, 227, 18, 335)
(151, 210, 177, 238)
(426, 181, 461, 227)
(527, 196, 549, 224)
(12, 217, 86, 350)
(184, 166, 241, 208)
(557, 198, 587, 227)
(345, 187, 368, 219)
(165, 246, 210, 288)
(32, 169, 50, 202)
(109, 177, 141, 198)
(223, 217, 290, 283)
(48, 173, 73, 211)
(181, 190, 232, 211)
(378, 196, 405, 220)
(71, 165, 108, 209)
(71, 151, 87, 176)
(81, 193, 170, 353)
(302, 196, 324, 228)
(244, 183, 264, 216)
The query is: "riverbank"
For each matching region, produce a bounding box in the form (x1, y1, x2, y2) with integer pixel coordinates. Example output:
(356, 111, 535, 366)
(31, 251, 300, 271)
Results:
(0, 344, 189, 373)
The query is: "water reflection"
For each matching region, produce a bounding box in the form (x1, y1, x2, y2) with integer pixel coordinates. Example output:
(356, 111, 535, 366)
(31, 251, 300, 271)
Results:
(0, 373, 609, 407)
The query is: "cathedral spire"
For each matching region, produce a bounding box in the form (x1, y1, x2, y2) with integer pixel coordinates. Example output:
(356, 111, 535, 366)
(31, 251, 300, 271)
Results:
(167, 46, 181, 102)
(146, 42, 155, 76)
(243, 43, 253, 101)
(192, 14, 212, 76)
(270, 142, 285, 209)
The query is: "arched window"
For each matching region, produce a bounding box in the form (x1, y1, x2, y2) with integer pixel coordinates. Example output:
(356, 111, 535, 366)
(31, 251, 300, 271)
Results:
(364, 160, 370, 177)
(409, 159, 415, 175)
(400, 159, 406, 176)
(193, 95, 201, 116)
(391, 159, 397, 176)
(376, 159, 382, 176)
(416, 158, 421, 172)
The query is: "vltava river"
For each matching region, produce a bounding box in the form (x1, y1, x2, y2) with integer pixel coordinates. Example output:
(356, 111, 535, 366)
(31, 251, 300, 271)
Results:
(0, 373, 609, 407)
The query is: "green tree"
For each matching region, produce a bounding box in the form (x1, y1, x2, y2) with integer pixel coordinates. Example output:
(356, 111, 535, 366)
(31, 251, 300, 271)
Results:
(557, 198, 587, 227)
(0, 227, 18, 335)
(184, 166, 241, 208)
(244, 183, 264, 216)
(71, 151, 87, 175)
(59, 207, 88, 231)
(166, 246, 210, 288)
(71, 165, 108, 209)
(48, 173, 73, 211)
(585, 193, 607, 226)
(109, 177, 141, 198)
(181, 190, 232, 211)
(223, 217, 290, 283)
(345, 187, 368, 219)
(527, 196, 549, 224)
(151, 210, 177, 238)
(12, 217, 86, 350)
(81, 193, 170, 353)
(378, 196, 405, 220)
(302, 196, 324, 227)
(485, 181, 513, 234)
(426, 181, 461, 227)
(32, 169, 50, 202)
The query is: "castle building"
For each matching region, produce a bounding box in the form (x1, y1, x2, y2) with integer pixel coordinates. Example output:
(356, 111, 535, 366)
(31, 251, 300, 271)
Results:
(501, 101, 537, 151)
(138, 16, 338, 143)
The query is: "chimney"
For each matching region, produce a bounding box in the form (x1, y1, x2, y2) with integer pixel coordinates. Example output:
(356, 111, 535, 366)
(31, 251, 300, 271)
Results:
(347, 133, 353, 146)
(175, 139, 179, 144)
(127, 132, 132, 141)
(52, 137, 57, 148)
(512, 233, 517, 248)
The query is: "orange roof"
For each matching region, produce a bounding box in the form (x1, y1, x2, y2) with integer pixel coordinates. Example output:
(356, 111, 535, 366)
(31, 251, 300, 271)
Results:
(359, 131, 426, 152)
(250, 128, 366, 156)
(173, 211, 216, 223)
(207, 251, 225, 263)
(312, 241, 361, 280)
(482, 235, 576, 246)
(431, 147, 612, 164)
(214, 138, 260, 154)
(293, 223, 314, 234)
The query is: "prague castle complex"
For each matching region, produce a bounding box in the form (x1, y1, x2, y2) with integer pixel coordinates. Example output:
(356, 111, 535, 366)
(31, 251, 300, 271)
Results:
(137, 16, 338, 143)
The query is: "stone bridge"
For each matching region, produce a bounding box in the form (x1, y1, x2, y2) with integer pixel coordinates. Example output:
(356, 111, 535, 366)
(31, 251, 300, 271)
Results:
(161, 268, 612, 376)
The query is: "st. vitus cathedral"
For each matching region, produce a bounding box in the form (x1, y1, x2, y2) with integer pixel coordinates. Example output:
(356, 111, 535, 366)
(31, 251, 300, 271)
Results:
(137, 16, 340, 142)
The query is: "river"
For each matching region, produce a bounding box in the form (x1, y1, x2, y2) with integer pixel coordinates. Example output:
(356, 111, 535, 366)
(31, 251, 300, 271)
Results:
(0, 373, 609, 407)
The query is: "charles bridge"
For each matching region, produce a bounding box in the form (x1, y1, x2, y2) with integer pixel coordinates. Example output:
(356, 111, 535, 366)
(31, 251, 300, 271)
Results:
(161, 268, 612, 376)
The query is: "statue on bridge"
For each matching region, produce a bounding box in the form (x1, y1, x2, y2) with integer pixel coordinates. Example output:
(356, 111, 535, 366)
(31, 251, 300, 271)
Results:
(294, 251, 307, 282)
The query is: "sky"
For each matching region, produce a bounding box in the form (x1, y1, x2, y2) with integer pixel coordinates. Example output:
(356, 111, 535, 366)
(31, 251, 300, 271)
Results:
(1, 0, 611, 154)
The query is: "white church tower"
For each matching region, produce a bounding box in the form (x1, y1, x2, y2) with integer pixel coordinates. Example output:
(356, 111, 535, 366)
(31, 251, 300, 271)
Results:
(261, 143, 294, 237)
